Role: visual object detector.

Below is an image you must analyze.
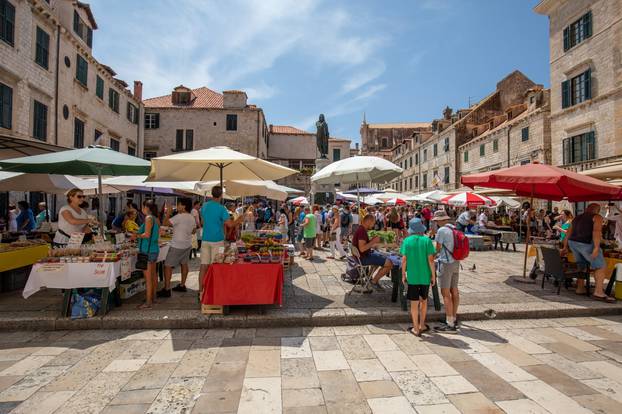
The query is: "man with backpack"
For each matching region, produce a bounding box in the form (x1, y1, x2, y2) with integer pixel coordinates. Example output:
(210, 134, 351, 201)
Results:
(340, 205, 353, 241)
(432, 210, 469, 332)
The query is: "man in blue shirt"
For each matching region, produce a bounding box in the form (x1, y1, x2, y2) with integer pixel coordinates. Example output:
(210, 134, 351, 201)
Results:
(200, 186, 234, 292)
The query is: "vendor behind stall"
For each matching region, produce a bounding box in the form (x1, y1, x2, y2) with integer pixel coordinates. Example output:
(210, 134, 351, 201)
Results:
(16, 201, 35, 232)
(53, 189, 93, 247)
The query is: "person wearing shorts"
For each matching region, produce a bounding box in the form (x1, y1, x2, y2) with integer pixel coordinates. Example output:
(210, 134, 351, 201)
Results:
(353, 214, 393, 289)
(159, 198, 196, 298)
(401, 218, 436, 336)
(433, 210, 461, 331)
(199, 186, 234, 294)
(301, 206, 317, 260)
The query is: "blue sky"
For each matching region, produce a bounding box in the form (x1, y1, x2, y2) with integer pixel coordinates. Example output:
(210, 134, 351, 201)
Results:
(89, 0, 549, 145)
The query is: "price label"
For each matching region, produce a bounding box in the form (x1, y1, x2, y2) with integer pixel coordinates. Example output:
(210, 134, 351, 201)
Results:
(115, 233, 126, 244)
(120, 257, 131, 281)
(67, 232, 84, 248)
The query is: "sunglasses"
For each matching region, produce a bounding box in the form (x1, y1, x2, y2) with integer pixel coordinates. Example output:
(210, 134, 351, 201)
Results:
(75, 195, 85, 199)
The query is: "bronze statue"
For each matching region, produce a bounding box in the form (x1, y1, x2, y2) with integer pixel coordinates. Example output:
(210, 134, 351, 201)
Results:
(316, 114, 329, 159)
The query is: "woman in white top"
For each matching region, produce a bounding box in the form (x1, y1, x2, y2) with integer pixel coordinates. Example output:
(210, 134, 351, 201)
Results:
(7, 205, 17, 232)
(53, 188, 92, 246)
(278, 208, 289, 241)
(244, 206, 256, 231)
(327, 206, 347, 259)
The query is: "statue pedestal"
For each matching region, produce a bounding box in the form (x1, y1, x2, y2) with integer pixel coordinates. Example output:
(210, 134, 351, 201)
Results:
(312, 158, 334, 205)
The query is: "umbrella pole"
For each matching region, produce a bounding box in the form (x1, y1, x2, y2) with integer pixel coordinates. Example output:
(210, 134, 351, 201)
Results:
(98, 171, 104, 238)
(522, 195, 534, 278)
(219, 164, 224, 205)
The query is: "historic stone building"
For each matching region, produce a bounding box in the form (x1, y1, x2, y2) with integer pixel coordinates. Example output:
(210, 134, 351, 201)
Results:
(459, 87, 551, 175)
(142, 86, 268, 160)
(0, 0, 143, 156)
(535, 0, 622, 171)
(360, 120, 431, 160)
(386, 70, 546, 193)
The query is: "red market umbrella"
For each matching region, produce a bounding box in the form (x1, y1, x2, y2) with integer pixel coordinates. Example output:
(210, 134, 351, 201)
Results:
(386, 197, 406, 206)
(461, 162, 622, 202)
(441, 191, 496, 207)
(461, 161, 622, 277)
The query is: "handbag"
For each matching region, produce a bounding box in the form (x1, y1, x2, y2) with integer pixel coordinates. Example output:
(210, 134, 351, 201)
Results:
(135, 223, 154, 270)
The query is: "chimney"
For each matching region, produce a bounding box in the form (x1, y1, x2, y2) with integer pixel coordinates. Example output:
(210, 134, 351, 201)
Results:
(223, 90, 247, 109)
(133, 81, 143, 101)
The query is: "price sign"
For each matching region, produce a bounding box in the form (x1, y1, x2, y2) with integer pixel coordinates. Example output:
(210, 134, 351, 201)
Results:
(67, 232, 84, 248)
(115, 233, 126, 244)
(37, 263, 67, 273)
(120, 257, 131, 281)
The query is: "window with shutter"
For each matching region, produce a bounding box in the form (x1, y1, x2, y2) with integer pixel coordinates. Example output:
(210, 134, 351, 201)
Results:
(185, 129, 194, 150)
(0, 82, 12, 129)
(433, 143, 438, 157)
(479, 144, 485, 156)
(33, 100, 47, 141)
(493, 139, 499, 152)
(521, 127, 529, 141)
(226, 114, 238, 131)
(75, 54, 88, 87)
(74, 118, 84, 148)
(584, 68, 591, 100)
(108, 88, 119, 113)
(444, 166, 450, 184)
(563, 11, 593, 52)
(87, 27, 92, 48)
(94, 129, 102, 143)
(96, 76, 104, 99)
(35, 27, 50, 69)
(0, 0, 15, 47)
(175, 130, 183, 151)
(563, 131, 596, 164)
(561, 80, 570, 108)
(563, 27, 570, 51)
(128, 146, 136, 156)
(110, 138, 120, 152)
(464, 150, 468, 162)
(145, 113, 160, 129)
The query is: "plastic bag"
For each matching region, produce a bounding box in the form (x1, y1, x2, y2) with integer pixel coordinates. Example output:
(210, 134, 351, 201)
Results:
(70, 289, 101, 319)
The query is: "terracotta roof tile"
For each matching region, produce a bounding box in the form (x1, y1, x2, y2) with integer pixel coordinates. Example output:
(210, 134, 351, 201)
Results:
(143, 86, 224, 109)
(270, 125, 313, 135)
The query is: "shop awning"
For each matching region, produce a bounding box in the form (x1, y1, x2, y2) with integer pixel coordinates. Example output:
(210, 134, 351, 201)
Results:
(0, 135, 67, 160)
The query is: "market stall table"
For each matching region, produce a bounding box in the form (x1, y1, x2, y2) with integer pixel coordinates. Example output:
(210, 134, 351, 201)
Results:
(201, 262, 283, 312)
(0, 243, 49, 273)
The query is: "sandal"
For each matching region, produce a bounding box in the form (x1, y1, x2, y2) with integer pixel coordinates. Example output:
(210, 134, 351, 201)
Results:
(137, 302, 152, 310)
(407, 327, 421, 337)
(419, 324, 430, 334)
(592, 295, 616, 303)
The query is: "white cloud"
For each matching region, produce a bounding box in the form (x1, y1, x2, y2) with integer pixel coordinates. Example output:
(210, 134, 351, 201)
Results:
(342, 62, 386, 94)
(92, 0, 386, 99)
(243, 82, 278, 101)
(351, 84, 387, 102)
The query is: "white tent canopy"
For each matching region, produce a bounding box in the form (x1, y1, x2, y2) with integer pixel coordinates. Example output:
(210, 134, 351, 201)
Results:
(412, 190, 447, 203)
(102, 175, 199, 193)
(488, 196, 521, 209)
(311, 156, 403, 185)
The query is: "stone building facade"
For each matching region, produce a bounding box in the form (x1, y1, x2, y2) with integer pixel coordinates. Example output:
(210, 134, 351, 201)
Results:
(459, 88, 551, 175)
(385, 71, 546, 193)
(0, 0, 143, 156)
(360, 121, 431, 160)
(328, 137, 351, 163)
(535, 0, 622, 170)
(142, 86, 268, 160)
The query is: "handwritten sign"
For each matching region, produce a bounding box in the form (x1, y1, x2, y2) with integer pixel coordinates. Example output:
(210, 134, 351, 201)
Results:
(120, 257, 131, 281)
(67, 232, 84, 248)
(36, 263, 67, 273)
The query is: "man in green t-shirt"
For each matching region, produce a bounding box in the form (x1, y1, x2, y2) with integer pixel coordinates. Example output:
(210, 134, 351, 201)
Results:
(400, 218, 436, 336)
(301, 206, 317, 261)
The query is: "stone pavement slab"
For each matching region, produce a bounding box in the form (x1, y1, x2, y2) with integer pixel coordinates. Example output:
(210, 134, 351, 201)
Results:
(0, 317, 621, 412)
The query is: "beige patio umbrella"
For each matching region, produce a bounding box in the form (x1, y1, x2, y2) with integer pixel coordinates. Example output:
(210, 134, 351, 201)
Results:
(148, 146, 297, 187)
(194, 180, 288, 201)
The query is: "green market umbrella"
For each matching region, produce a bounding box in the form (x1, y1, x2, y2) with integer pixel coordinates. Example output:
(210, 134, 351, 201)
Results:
(0, 146, 151, 223)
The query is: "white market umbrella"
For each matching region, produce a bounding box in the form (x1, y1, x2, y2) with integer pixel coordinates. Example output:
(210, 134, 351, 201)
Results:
(273, 183, 304, 195)
(489, 196, 520, 209)
(0, 172, 104, 194)
(290, 196, 309, 206)
(415, 190, 447, 203)
(376, 192, 411, 202)
(194, 180, 288, 201)
(441, 191, 496, 207)
(361, 196, 383, 205)
(311, 156, 403, 185)
(385, 197, 407, 206)
(148, 146, 297, 187)
(336, 192, 358, 202)
(103, 175, 200, 194)
(311, 156, 403, 206)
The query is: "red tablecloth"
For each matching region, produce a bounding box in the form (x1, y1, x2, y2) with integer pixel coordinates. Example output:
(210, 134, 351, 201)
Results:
(201, 263, 283, 306)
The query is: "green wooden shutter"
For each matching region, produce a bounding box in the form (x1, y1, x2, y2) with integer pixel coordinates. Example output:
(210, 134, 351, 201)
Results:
(73, 11, 79, 32)
(87, 27, 93, 47)
(583, 11, 592, 38)
(2, 0, 16, 46)
(175, 130, 183, 150)
(154, 113, 160, 128)
(561, 80, 570, 108)
(562, 138, 570, 164)
(584, 69, 592, 100)
(0, 83, 13, 129)
(563, 27, 570, 51)
(586, 131, 595, 160)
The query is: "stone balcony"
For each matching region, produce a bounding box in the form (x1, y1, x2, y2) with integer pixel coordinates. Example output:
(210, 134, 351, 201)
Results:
(562, 155, 622, 173)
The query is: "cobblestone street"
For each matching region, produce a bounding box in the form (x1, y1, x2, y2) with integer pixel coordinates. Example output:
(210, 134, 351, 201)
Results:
(0, 316, 621, 413)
